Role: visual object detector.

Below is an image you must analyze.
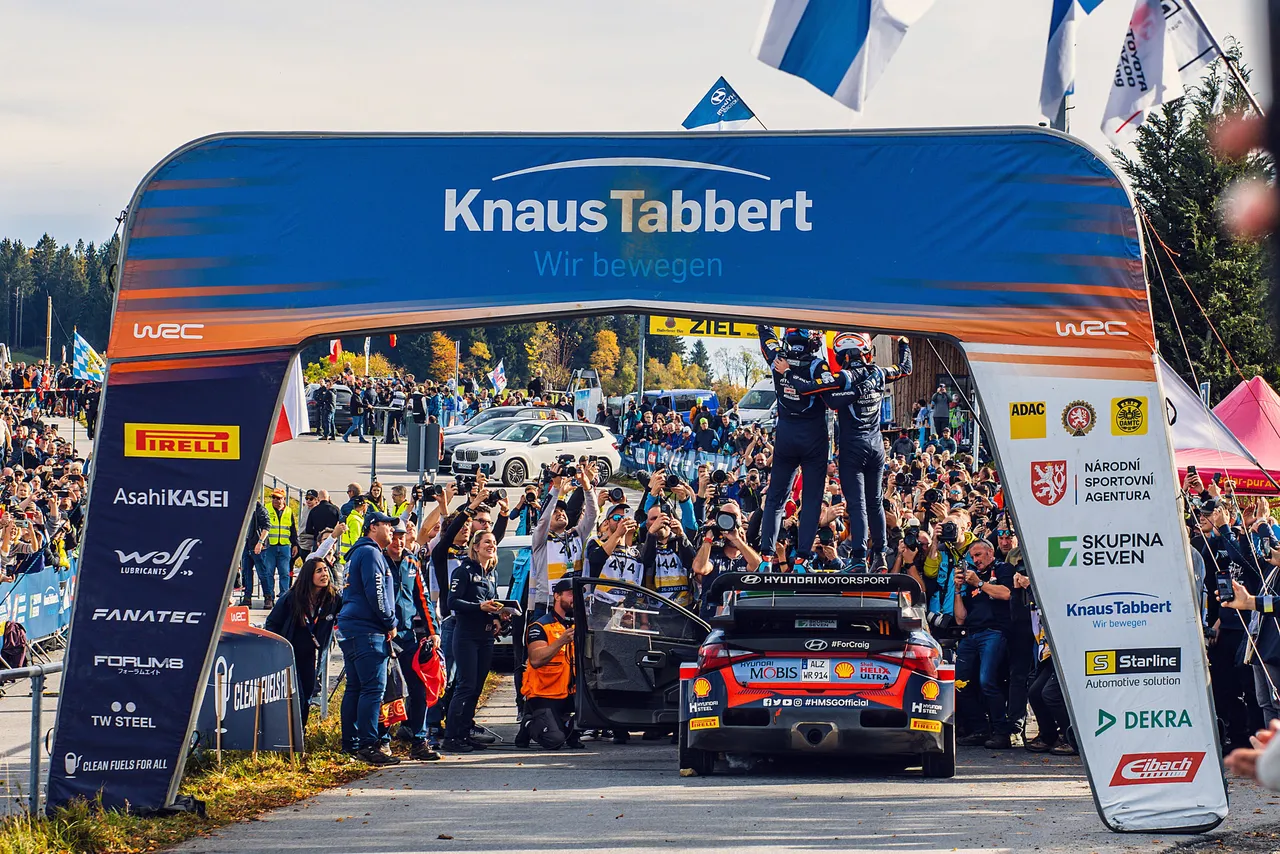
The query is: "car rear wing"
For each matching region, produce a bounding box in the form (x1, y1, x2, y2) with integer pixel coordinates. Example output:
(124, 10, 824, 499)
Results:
(705, 572, 928, 635)
(705, 572, 925, 601)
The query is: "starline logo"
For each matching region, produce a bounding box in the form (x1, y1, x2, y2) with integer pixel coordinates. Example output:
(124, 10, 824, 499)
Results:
(124, 424, 240, 460)
(1055, 320, 1129, 337)
(132, 323, 204, 340)
(1109, 752, 1205, 786)
(444, 158, 812, 234)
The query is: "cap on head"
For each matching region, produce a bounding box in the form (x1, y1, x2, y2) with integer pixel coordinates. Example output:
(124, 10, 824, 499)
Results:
(367, 510, 396, 526)
(271, 487, 286, 498)
(553, 579, 574, 595)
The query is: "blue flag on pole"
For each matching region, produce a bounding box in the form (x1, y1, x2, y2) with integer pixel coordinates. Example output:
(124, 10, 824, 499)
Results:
(682, 77, 759, 130)
(72, 332, 105, 382)
(754, 0, 937, 111)
(1040, 0, 1106, 121)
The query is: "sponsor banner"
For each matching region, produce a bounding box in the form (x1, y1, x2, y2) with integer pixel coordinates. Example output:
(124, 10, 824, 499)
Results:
(688, 716, 719, 731)
(49, 353, 290, 811)
(648, 316, 756, 339)
(963, 362, 1224, 831)
(732, 657, 900, 686)
(194, 622, 304, 753)
(0, 560, 76, 643)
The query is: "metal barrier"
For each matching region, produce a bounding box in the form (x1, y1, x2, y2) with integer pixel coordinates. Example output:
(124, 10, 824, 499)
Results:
(0, 660, 64, 814)
(618, 441, 746, 482)
(261, 472, 305, 518)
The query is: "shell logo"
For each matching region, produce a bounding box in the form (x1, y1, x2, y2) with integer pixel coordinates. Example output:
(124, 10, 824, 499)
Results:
(692, 677, 712, 698)
(921, 680, 940, 700)
(834, 661, 855, 679)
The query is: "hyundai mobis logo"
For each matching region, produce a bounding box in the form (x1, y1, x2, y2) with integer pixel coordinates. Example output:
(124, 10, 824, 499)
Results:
(444, 158, 813, 234)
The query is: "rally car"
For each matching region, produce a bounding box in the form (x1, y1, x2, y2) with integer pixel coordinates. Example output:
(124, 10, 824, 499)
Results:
(570, 572, 955, 778)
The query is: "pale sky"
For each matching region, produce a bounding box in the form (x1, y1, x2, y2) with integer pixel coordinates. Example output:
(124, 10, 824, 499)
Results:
(0, 0, 1266, 246)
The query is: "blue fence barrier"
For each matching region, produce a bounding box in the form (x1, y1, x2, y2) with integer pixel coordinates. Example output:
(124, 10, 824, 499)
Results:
(0, 559, 77, 643)
(619, 442, 745, 482)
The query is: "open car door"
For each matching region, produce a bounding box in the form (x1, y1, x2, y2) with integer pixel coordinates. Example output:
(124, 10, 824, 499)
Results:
(572, 577, 711, 731)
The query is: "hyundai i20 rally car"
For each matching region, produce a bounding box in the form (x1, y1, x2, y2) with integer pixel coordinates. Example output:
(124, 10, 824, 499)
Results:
(569, 572, 955, 778)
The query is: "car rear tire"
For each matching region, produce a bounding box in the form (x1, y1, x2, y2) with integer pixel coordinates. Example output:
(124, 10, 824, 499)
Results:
(922, 723, 956, 778)
(593, 459, 612, 483)
(502, 459, 528, 487)
(678, 722, 715, 777)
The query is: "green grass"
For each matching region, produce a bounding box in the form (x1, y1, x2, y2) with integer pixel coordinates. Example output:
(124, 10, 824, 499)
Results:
(0, 690, 368, 854)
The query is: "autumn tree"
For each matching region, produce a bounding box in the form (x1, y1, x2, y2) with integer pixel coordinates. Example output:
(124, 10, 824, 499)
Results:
(427, 331, 458, 383)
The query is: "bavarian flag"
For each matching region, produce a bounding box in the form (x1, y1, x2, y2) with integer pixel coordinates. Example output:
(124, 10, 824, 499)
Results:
(72, 332, 105, 382)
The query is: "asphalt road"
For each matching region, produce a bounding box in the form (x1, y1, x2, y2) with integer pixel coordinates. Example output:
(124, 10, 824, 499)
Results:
(167, 676, 1280, 854)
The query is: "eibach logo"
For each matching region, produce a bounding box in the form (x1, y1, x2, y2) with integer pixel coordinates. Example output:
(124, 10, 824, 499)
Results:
(1109, 751, 1205, 786)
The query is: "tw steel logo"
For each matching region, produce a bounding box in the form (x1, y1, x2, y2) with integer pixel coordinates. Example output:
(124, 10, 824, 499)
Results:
(133, 323, 204, 340)
(1055, 321, 1129, 337)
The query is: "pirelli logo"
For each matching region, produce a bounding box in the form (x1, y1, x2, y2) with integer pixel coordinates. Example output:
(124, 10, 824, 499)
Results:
(124, 424, 240, 460)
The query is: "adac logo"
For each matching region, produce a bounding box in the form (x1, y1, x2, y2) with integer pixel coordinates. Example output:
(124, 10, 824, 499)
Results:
(692, 677, 711, 699)
(1111, 397, 1148, 436)
(124, 424, 240, 460)
(710, 88, 727, 105)
(1009, 401, 1046, 440)
(834, 661, 856, 679)
(1031, 460, 1068, 506)
(921, 680, 940, 701)
(1061, 401, 1096, 437)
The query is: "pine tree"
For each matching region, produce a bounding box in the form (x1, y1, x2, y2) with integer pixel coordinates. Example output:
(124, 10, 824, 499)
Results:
(1115, 51, 1275, 401)
(690, 340, 712, 377)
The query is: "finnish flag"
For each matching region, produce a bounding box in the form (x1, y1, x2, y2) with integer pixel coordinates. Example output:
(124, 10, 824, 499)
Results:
(1040, 0, 1107, 121)
(754, 0, 937, 111)
(682, 76, 761, 131)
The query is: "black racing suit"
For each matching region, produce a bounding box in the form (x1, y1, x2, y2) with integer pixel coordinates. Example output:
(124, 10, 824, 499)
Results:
(787, 339, 911, 564)
(756, 325, 830, 562)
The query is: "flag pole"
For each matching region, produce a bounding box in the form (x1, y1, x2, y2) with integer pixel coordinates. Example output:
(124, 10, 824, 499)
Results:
(1182, 0, 1265, 116)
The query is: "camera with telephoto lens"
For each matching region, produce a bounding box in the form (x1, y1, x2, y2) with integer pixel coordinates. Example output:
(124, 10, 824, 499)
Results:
(903, 522, 922, 549)
(607, 486, 625, 503)
(895, 471, 910, 491)
(483, 488, 506, 507)
(817, 526, 835, 547)
(939, 521, 959, 545)
(710, 469, 729, 486)
(664, 473, 684, 492)
(455, 474, 476, 494)
(923, 487, 943, 507)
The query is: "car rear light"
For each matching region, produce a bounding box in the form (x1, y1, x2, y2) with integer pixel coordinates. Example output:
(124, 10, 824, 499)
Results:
(697, 642, 754, 673)
(878, 642, 941, 677)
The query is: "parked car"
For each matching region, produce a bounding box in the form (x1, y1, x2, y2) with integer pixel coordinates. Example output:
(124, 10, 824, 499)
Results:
(492, 533, 531, 671)
(305, 383, 353, 433)
(441, 417, 527, 471)
(735, 380, 777, 426)
(621, 390, 720, 425)
(452, 421, 621, 486)
(443, 405, 569, 436)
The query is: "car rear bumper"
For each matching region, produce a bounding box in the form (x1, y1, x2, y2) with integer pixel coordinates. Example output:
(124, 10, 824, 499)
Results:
(688, 710, 945, 756)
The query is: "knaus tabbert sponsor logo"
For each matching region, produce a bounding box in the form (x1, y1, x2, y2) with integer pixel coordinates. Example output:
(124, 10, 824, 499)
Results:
(1047, 532, 1163, 567)
(115, 538, 199, 580)
(124, 423, 240, 460)
(444, 159, 813, 234)
(132, 322, 204, 340)
(91, 608, 205, 624)
(1064, 591, 1173, 630)
(113, 487, 230, 508)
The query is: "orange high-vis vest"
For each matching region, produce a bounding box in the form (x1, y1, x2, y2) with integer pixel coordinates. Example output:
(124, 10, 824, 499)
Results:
(521, 617, 574, 700)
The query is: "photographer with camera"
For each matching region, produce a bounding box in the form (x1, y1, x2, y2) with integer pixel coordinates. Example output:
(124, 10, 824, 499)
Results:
(639, 467, 698, 540)
(587, 501, 642, 590)
(640, 503, 696, 608)
(530, 461, 598, 618)
(516, 578, 582, 750)
(692, 503, 762, 618)
(509, 483, 543, 536)
(953, 538, 1015, 749)
(755, 324, 831, 571)
(891, 517, 930, 587)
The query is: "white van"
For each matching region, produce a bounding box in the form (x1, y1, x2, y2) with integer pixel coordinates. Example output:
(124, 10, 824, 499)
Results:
(736, 379, 777, 426)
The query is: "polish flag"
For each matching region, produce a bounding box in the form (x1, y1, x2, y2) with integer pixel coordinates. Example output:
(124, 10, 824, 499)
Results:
(328, 339, 342, 364)
(273, 356, 308, 444)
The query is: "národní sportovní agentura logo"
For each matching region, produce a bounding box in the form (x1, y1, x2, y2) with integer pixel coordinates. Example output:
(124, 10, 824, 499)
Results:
(1079, 457, 1153, 504)
(1031, 460, 1067, 506)
(1047, 532, 1163, 567)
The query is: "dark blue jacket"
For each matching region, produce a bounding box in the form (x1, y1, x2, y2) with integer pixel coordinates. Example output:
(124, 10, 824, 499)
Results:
(448, 558, 499, 637)
(265, 587, 341, 654)
(337, 537, 396, 635)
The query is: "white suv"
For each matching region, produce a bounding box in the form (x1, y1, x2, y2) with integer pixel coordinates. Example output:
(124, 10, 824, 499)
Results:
(452, 420, 621, 486)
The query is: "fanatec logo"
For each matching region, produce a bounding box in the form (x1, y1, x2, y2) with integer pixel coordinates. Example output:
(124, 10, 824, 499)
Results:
(804, 639, 829, 652)
(132, 323, 204, 340)
(91, 608, 205, 624)
(1055, 320, 1130, 337)
(115, 538, 199, 580)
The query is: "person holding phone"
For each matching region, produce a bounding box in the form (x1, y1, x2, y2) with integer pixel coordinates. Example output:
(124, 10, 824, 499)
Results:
(443, 529, 508, 753)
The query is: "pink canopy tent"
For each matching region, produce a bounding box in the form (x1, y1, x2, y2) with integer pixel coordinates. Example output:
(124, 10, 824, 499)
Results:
(1163, 360, 1280, 495)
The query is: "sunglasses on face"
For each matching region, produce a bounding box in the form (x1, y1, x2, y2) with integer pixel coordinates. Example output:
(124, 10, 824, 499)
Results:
(609, 513, 626, 522)
(996, 530, 1013, 537)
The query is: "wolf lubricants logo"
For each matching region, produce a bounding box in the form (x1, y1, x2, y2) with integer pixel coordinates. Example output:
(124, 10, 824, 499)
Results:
(124, 424, 240, 460)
